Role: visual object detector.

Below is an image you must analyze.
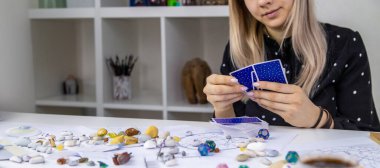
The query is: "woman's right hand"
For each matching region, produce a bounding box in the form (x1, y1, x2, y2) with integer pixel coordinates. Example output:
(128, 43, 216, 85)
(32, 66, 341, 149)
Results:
(203, 74, 247, 117)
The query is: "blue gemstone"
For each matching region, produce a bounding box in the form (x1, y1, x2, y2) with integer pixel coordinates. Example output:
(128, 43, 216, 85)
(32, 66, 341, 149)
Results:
(198, 143, 210, 156)
(285, 151, 299, 164)
(258, 129, 270, 140)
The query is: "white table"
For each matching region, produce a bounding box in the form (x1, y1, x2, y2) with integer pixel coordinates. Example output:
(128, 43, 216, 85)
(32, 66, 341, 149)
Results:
(0, 112, 373, 168)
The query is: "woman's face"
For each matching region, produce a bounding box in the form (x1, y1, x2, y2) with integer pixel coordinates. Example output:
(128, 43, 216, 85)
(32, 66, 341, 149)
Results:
(244, 0, 294, 30)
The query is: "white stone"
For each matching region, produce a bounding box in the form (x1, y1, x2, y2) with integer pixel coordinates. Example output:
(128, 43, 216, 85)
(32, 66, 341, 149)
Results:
(14, 137, 31, 147)
(61, 131, 73, 136)
(10, 156, 22, 163)
(57, 136, 65, 141)
(79, 135, 89, 141)
(137, 134, 152, 143)
(36, 146, 47, 153)
(243, 150, 257, 158)
(144, 140, 157, 149)
(28, 153, 41, 158)
(156, 138, 165, 146)
(247, 142, 266, 152)
(64, 135, 73, 140)
(260, 158, 272, 166)
(29, 156, 45, 164)
(255, 151, 266, 157)
(92, 136, 103, 141)
(68, 160, 79, 166)
(22, 155, 31, 162)
(191, 139, 201, 147)
(45, 147, 52, 154)
(165, 159, 178, 167)
(168, 147, 179, 155)
(159, 131, 170, 139)
(165, 140, 177, 147)
(28, 142, 40, 150)
(64, 140, 77, 147)
(72, 136, 79, 140)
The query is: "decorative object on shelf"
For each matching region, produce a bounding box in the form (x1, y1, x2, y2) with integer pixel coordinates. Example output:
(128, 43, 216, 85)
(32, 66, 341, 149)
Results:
(149, 0, 167, 6)
(167, 0, 180, 6)
(63, 75, 79, 95)
(39, 0, 67, 8)
(181, 0, 197, 5)
(200, 0, 227, 5)
(130, 0, 149, 6)
(106, 55, 138, 100)
(181, 57, 211, 104)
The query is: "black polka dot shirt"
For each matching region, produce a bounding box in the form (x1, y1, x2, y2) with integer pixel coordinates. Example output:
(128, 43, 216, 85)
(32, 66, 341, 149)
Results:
(220, 23, 380, 131)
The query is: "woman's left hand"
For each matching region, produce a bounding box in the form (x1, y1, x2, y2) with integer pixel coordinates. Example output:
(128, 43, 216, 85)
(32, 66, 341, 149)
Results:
(249, 81, 320, 128)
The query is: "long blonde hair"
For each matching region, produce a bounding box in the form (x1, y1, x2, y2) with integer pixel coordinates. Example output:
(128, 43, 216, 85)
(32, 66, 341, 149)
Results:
(229, 0, 327, 97)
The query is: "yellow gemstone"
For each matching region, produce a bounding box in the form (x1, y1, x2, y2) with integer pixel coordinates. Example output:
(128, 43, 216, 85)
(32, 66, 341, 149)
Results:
(173, 136, 181, 142)
(240, 147, 246, 151)
(97, 128, 108, 137)
(110, 135, 124, 145)
(108, 132, 118, 138)
(145, 126, 158, 138)
(124, 136, 138, 145)
(56, 144, 64, 151)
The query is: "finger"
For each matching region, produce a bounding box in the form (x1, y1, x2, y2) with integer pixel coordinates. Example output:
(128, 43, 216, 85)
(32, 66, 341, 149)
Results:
(253, 90, 293, 104)
(214, 94, 244, 110)
(225, 94, 245, 104)
(254, 98, 287, 112)
(207, 85, 247, 95)
(253, 81, 297, 94)
(209, 93, 243, 102)
(207, 74, 239, 86)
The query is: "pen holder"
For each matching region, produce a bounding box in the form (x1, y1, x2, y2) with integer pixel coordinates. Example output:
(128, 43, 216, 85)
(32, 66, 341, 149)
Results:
(113, 76, 132, 100)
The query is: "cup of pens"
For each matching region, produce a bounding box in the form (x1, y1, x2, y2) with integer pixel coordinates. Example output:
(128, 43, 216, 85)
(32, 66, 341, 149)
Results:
(106, 55, 138, 100)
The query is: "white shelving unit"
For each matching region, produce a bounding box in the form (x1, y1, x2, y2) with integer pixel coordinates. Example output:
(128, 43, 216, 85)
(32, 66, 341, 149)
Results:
(30, 0, 229, 120)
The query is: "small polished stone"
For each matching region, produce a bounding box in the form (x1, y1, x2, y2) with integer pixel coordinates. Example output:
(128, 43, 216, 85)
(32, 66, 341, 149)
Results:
(56, 144, 64, 151)
(257, 129, 270, 140)
(98, 161, 108, 168)
(30, 156, 45, 164)
(181, 151, 186, 157)
(110, 135, 124, 145)
(205, 140, 216, 152)
(169, 147, 179, 155)
(144, 139, 157, 149)
(137, 134, 151, 143)
(236, 154, 250, 162)
(285, 151, 299, 164)
(266, 150, 280, 157)
(173, 136, 181, 142)
(22, 155, 31, 162)
(57, 158, 67, 165)
(97, 128, 108, 137)
(64, 140, 76, 147)
(124, 136, 138, 145)
(165, 138, 177, 147)
(260, 158, 272, 166)
(198, 143, 210, 156)
(214, 148, 220, 153)
(159, 131, 170, 139)
(145, 126, 159, 138)
(243, 150, 257, 158)
(68, 160, 79, 166)
(15, 137, 31, 147)
(238, 165, 249, 168)
(79, 157, 89, 163)
(216, 163, 229, 168)
(10, 156, 22, 163)
(113, 152, 132, 165)
(87, 161, 95, 166)
(125, 128, 140, 136)
(191, 139, 201, 147)
(247, 142, 266, 152)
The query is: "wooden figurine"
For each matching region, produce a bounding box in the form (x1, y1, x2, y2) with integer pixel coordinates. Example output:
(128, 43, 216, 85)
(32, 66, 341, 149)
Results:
(181, 58, 211, 104)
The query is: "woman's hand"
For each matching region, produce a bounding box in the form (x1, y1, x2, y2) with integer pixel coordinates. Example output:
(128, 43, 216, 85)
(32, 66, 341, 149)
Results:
(203, 74, 246, 118)
(249, 81, 321, 128)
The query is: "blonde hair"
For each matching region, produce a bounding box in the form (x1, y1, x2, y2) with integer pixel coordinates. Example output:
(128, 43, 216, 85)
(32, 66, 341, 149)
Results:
(229, 0, 327, 97)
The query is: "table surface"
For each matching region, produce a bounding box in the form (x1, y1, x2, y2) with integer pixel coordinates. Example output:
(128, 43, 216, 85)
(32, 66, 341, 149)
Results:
(0, 111, 373, 168)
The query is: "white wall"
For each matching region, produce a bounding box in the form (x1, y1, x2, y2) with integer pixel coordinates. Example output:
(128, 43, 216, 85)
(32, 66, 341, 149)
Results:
(0, 1, 34, 112)
(315, 0, 380, 117)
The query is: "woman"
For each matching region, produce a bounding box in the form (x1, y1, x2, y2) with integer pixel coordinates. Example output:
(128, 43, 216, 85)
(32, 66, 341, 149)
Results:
(204, 0, 380, 130)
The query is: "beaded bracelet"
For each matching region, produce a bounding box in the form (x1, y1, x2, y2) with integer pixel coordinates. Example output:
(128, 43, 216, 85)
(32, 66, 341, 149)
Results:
(311, 106, 324, 128)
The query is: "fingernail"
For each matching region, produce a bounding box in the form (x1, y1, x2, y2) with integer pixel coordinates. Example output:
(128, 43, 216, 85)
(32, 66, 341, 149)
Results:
(253, 83, 260, 87)
(247, 92, 254, 97)
(231, 78, 238, 83)
(241, 87, 248, 91)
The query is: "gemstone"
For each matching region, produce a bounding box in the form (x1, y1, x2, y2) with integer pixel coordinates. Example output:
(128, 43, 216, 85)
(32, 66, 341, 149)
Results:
(181, 151, 186, 157)
(113, 152, 132, 165)
(169, 147, 179, 155)
(22, 155, 31, 162)
(285, 151, 299, 164)
(110, 135, 124, 145)
(145, 126, 159, 138)
(68, 160, 79, 166)
(236, 154, 250, 162)
(57, 158, 66, 165)
(98, 161, 109, 168)
(56, 144, 64, 151)
(144, 139, 157, 149)
(79, 157, 89, 163)
(243, 150, 257, 158)
(191, 139, 201, 147)
(124, 136, 138, 145)
(29, 156, 45, 164)
(97, 128, 108, 137)
(247, 142, 266, 152)
(214, 148, 220, 153)
(64, 140, 76, 147)
(266, 150, 280, 157)
(159, 131, 170, 139)
(238, 165, 249, 168)
(10, 156, 22, 163)
(108, 132, 118, 138)
(87, 161, 95, 166)
(125, 128, 140, 136)
(165, 138, 177, 147)
(257, 129, 270, 140)
(260, 158, 272, 166)
(216, 163, 229, 168)
(205, 140, 216, 152)
(173, 136, 181, 142)
(137, 134, 151, 143)
(198, 143, 210, 156)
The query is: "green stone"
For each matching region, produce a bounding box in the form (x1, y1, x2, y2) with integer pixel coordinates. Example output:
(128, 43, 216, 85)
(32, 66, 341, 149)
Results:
(205, 140, 216, 152)
(285, 151, 299, 164)
(238, 165, 249, 168)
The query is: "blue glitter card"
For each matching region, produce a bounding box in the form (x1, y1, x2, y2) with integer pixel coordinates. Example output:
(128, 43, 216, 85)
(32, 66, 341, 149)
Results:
(230, 65, 255, 92)
(212, 117, 262, 125)
(253, 59, 288, 84)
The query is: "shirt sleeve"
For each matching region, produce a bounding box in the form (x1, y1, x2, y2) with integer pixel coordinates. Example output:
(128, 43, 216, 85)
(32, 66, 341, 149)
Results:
(219, 42, 246, 117)
(334, 31, 380, 131)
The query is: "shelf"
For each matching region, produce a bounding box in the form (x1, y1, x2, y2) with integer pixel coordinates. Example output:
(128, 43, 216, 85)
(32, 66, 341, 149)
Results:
(104, 93, 163, 111)
(36, 95, 97, 108)
(29, 8, 96, 19)
(100, 6, 228, 18)
(168, 101, 213, 113)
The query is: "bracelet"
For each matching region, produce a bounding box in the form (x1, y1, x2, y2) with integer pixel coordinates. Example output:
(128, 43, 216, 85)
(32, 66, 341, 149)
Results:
(322, 109, 333, 129)
(311, 106, 324, 128)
